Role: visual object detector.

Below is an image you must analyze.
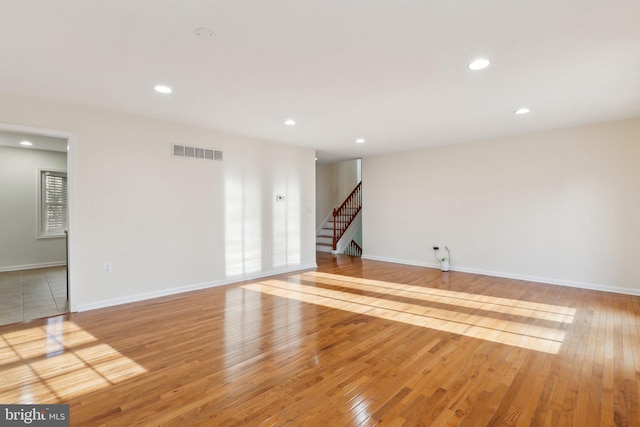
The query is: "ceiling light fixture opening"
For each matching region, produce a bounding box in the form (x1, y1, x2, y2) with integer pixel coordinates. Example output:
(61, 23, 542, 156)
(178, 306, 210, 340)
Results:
(284, 119, 296, 126)
(154, 85, 172, 94)
(514, 107, 531, 115)
(468, 58, 491, 71)
(355, 138, 366, 144)
(20, 141, 33, 146)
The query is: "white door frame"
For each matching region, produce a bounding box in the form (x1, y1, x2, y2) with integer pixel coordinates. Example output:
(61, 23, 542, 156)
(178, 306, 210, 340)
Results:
(0, 122, 76, 313)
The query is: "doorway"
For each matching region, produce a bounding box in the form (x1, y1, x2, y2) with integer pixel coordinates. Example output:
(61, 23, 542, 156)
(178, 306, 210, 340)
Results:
(0, 125, 73, 325)
(315, 158, 363, 256)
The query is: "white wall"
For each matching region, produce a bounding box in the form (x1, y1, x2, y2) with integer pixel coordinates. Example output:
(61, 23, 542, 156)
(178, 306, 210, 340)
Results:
(363, 117, 640, 295)
(0, 90, 316, 310)
(335, 159, 360, 203)
(0, 146, 67, 270)
(315, 163, 336, 228)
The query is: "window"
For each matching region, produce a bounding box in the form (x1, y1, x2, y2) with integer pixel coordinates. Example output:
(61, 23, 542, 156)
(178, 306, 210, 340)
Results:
(39, 170, 67, 238)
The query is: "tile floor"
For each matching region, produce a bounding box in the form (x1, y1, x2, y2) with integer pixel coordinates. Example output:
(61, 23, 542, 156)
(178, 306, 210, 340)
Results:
(0, 266, 68, 326)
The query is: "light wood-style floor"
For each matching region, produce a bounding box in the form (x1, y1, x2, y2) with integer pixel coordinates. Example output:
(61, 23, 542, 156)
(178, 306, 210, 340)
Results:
(1, 253, 639, 426)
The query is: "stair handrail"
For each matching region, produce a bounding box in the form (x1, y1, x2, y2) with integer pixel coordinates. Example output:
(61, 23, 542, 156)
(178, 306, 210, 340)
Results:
(332, 181, 362, 250)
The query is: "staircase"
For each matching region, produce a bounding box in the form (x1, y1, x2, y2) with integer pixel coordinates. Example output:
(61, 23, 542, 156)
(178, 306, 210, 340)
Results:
(316, 182, 362, 255)
(315, 221, 334, 253)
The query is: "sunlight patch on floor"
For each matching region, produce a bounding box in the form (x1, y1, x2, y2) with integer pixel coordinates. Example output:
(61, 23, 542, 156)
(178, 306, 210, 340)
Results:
(305, 272, 577, 320)
(242, 275, 575, 355)
(0, 317, 147, 403)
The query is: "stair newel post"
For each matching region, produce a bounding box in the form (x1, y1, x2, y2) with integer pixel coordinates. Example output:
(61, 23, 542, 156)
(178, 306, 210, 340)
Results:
(333, 209, 338, 251)
(340, 208, 344, 244)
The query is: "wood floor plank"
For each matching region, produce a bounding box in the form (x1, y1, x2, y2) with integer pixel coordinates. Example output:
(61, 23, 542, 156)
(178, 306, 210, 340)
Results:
(1, 252, 640, 426)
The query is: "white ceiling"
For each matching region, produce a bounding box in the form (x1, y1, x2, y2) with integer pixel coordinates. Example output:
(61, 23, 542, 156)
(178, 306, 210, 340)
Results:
(1, 1, 639, 162)
(0, 130, 67, 153)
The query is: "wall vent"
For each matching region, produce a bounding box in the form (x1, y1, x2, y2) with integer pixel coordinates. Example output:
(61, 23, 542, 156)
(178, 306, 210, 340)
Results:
(172, 144, 223, 162)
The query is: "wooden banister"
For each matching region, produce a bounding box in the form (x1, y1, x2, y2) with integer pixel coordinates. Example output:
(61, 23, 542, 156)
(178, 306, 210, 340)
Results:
(332, 182, 362, 251)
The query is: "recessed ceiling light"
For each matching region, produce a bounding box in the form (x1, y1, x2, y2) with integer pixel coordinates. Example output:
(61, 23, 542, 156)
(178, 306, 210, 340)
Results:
(20, 140, 33, 146)
(355, 138, 366, 144)
(514, 107, 531, 115)
(284, 119, 296, 126)
(468, 58, 491, 71)
(154, 85, 172, 94)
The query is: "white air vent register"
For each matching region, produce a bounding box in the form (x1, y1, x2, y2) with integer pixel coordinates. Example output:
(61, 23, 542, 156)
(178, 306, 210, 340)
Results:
(172, 144, 223, 162)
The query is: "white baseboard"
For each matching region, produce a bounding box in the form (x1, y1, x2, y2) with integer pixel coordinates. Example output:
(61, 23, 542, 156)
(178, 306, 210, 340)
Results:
(76, 263, 317, 312)
(0, 261, 67, 272)
(361, 255, 640, 297)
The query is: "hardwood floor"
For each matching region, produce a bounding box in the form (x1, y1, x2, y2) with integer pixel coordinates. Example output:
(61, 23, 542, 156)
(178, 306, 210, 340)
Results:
(1, 253, 639, 426)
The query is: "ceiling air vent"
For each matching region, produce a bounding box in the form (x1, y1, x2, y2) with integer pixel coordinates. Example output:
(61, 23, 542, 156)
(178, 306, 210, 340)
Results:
(172, 144, 223, 162)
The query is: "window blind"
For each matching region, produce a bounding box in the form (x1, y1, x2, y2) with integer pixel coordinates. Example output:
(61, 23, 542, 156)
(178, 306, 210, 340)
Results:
(41, 171, 67, 236)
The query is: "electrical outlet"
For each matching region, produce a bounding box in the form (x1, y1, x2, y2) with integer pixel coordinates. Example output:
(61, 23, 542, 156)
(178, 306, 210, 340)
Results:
(104, 262, 113, 273)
